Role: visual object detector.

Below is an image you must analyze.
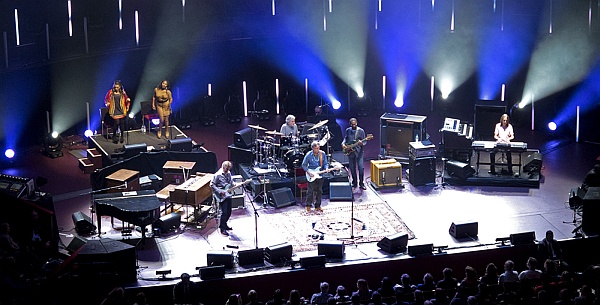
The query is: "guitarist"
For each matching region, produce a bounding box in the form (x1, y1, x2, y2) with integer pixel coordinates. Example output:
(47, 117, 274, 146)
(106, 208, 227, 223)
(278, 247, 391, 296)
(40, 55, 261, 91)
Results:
(342, 118, 367, 190)
(301, 141, 329, 212)
(210, 161, 234, 236)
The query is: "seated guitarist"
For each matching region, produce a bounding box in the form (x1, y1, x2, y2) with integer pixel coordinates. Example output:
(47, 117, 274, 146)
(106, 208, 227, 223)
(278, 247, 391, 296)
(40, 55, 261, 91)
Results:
(210, 161, 234, 236)
(302, 141, 329, 212)
(342, 118, 367, 190)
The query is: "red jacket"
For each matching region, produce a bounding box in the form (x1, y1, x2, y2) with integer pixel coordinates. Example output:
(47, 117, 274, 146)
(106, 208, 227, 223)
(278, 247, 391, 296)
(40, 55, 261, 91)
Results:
(104, 89, 130, 119)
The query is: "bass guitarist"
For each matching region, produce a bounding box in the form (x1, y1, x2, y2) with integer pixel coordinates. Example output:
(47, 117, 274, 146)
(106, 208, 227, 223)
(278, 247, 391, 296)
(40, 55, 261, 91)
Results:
(342, 118, 367, 190)
(301, 141, 329, 212)
(210, 161, 235, 236)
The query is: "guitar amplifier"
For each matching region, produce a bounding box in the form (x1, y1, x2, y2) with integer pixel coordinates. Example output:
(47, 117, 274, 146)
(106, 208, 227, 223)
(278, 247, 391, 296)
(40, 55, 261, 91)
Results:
(370, 159, 398, 180)
(372, 161, 402, 187)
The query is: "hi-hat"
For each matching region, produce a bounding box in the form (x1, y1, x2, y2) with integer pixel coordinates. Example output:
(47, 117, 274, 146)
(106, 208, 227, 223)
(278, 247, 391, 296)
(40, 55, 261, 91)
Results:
(248, 124, 267, 131)
(309, 119, 328, 130)
(266, 130, 285, 136)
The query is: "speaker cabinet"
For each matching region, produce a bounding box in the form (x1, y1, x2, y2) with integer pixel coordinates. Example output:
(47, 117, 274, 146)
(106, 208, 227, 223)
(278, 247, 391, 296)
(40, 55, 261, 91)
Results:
(199, 265, 225, 280)
(329, 182, 352, 200)
(123, 143, 147, 159)
(167, 138, 193, 152)
(72, 211, 96, 235)
(234, 127, 253, 149)
(408, 243, 433, 256)
(318, 240, 345, 259)
(228, 145, 253, 173)
(238, 248, 265, 267)
(207, 250, 234, 269)
(380, 113, 427, 158)
(523, 152, 543, 173)
(300, 255, 326, 269)
(582, 187, 600, 235)
(265, 243, 293, 264)
(67, 236, 87, 253)
(408, 157, 436, 186)
(267, 187, 295, 208)
(152, 212, 181, 234)
(510, 231, 536, 246)
(449, 221, 478, 239)
(446, 160, 475, 180)
(377, 232, 408, 254)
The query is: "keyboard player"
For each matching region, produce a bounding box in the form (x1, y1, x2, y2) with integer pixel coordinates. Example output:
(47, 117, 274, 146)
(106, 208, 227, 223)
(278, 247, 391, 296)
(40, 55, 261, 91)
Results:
(490, 114, 514, 175)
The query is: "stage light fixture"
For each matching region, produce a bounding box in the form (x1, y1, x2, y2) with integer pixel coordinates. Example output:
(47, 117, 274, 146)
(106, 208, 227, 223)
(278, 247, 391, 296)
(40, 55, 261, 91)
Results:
(394, 98, 404, 108)
(84, 129, 93, 138)
(151, 118, 160, 125)
(43, 132, 63, 158)
(548, 122, 557, 131)
(5, 149, 15, 159)
(332, 100, 341, 110)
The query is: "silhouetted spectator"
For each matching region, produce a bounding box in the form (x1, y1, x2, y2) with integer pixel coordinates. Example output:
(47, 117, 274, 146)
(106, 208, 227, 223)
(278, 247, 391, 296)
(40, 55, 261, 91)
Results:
(173, 273, 198, 305)
(417, 273, 437, 292)
(355, 278, 373, 303)
(266, 289, 287, 305)
(311, 282, 333, 305)
(436, 268, 459, 292)
(247, 289, 265, 305)
(100, 287, 129, 305)
(479, 263, 499, 286)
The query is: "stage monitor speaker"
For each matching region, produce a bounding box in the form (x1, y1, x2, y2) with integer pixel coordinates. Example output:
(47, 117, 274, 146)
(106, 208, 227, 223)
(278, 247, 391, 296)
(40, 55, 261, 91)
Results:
(408, 243, 433, 256)
(318, 241, 345, 259)
(300, 255, 326, 269)
(582, 187, 600, 235)
(238, 248, 265, 267)
(449, 221, 478, 239)
(207, 250, 234, 269)
(446, 160, 475, 180)
(408, 157, 436, 186)
(199, 265, 225, 280)
(234, 127, 253, 149)
(510, 231, 536, 246)
(267, 187, 295, 208)
(152, 212, 181, 234)
(72, 211, 96, 235)
(228, 145, 253, 172)
(167, 138, 193, 152)
(523, 152, 543, 173)
(123, 143, 147, 159)
(265, 243, 293, 264)
(377, 232, 408, 254)
(67, 236, 87, 253)
(329, 182, 352, 201)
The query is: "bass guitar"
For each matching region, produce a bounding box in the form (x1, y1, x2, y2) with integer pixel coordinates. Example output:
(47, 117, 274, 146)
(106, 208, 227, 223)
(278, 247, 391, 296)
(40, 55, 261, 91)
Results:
(213, 179, 252, 203)
(305, 165, 342, 183)
(343, 134, 373, 156)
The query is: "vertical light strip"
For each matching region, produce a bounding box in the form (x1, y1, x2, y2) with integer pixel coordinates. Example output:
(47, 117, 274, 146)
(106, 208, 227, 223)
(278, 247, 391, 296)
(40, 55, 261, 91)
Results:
(548, 0, 553, 34)
(430, 76, 435, 111)
(45, 23, 50, 59)
(576, 106, 580, 142)
(182, 0, 186, 23)
(501, 84, 506, 102)
(14, 9, 20, 46)
(450, 0, 455, 32)
(382, 76, 386, 109)
(84, 17, 89, 53)
(329, 0, 332, 13)
(272, 0, 276, 16)
(208, 83, 212, 96)
(323, 10, 327, 31)
(135, 11, 139, 46)
(305, 78, 309, 114)
(501, 0, 505, 31)
(86, 102, 91, 131)
(243, 81, 248, 117)
(531, 94, 535, 131)
(589, 0, 593, 33)
(119, 0, 123, 30)
(68, 1, 73, 36)
(432, 0, 435, 11)
(378, 0, 382, 11)
(3, 32, 9, 68)
(493, 0, 497, 12)
(275, 79, 280, 115)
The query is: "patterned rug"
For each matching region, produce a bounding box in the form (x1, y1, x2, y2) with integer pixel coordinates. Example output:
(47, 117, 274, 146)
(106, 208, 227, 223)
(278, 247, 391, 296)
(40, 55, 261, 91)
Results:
(262, 201, 415, 252)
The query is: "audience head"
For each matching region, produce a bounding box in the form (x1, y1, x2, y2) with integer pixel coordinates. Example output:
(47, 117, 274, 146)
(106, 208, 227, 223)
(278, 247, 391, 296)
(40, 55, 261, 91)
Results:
(248, 289, 258, 301)
(527, 257, 538, 270)
(443, 267, 454, 278)
(356, 278, 369, 291)
(504, 260, 515, 271)
(320, 281, 330, 293)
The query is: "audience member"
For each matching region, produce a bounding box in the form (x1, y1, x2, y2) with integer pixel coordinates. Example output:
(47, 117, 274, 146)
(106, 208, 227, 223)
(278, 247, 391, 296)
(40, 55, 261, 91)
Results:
(0, 223, 20, 258)
(448, 286, 469, 305)
(458, 266, 479, 297)
(355, 278, 374, 303)
(226, 294, 242, 305)
(498, 260, 519, 288)
(429, 288, 450, 305)
(100, 287, 128, 305)
(538, 230, 569, 270)
(334, 285, 351, 304)
(410, 290, 425, 305)
(247, 289, 265, 305)
(173, 273, 198, 305)
(479, 263, 499, 286)
(377, 276, 397, 301)
(351, 293, 362, 305)
(266, 289, 287, 305)
(519, 257, 543, 285)
(311, 282, 333, 305)
(436, 268, 459, 291)
(555, 288, 575, 305)
(287, 290, 303, 305)
(368, 291, 388, 305)
(133, 292, 148, 305)
(417, 273, 437, 292)
(574, 285, 595, 305)
(395, 273, 417, 303)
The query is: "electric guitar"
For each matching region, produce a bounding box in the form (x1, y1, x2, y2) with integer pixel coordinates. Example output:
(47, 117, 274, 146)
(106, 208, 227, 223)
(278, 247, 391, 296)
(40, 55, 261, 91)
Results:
(213, 179, 252, 203)
(306, 165, 342, 183)
(343, 134, 373, 156)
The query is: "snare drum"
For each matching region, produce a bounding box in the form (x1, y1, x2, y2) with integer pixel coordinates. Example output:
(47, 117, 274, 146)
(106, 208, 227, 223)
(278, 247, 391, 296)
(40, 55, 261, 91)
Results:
(284, 149, 305, 170)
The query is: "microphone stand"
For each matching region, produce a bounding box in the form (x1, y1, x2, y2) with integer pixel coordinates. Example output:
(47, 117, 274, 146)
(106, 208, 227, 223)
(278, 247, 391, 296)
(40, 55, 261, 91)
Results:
(245, 187, 260, 249)
(338, 165, 358, 245)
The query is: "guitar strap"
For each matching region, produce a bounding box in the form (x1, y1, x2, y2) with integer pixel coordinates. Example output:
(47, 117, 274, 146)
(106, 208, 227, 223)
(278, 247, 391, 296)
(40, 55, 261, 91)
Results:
(319, 150, 323, 168)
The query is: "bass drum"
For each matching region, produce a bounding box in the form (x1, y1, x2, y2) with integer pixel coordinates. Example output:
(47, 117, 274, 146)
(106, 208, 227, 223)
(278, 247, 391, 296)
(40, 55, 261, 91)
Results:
(284, 149, 305, 170)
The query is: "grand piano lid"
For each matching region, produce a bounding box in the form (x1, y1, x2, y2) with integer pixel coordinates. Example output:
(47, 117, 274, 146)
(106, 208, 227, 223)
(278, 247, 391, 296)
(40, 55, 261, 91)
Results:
(94, 190, 161, 211)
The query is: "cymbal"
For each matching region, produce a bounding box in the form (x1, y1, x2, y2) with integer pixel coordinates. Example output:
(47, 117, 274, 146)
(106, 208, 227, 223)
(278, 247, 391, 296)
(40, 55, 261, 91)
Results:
(308, 119, 328, 130)
(266, 130, 285, 136)
(248, 124, 267, 131)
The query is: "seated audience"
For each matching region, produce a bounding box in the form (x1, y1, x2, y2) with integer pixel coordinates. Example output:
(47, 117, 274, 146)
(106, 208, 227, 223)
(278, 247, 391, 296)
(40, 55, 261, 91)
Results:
(311, 282, 333, 305)
(355, 278, 373, 304)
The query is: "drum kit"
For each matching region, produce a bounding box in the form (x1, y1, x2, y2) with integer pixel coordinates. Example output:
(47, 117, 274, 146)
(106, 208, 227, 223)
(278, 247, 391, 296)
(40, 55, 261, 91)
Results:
(248, 119, 333, 173)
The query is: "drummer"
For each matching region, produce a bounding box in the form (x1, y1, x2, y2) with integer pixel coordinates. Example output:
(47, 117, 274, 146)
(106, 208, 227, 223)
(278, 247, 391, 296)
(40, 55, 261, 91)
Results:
(280, 114, 299, 137)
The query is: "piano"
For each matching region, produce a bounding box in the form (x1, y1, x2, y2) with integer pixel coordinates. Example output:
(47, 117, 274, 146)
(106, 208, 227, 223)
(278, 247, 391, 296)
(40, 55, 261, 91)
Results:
(94, 190, 161, 240)
(471, 141, 527, 151)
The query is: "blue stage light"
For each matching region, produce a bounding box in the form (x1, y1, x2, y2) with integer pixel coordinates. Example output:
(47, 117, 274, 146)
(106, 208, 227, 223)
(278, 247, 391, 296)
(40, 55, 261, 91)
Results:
(332, 100, 341, 110)
(84, 129, 93, 138)
(5, 149, 15, 159)
(548, 122, 557, 131)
